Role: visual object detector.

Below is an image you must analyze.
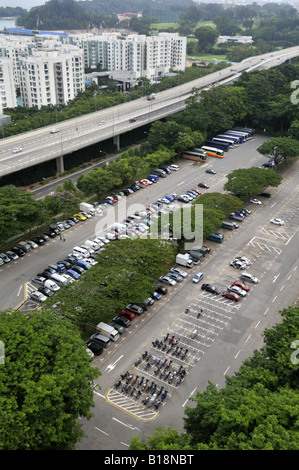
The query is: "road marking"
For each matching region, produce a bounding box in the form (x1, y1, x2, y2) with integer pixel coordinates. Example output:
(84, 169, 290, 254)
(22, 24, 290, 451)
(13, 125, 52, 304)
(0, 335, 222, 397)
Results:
(95, 427, 109, 436)
(273, 273, 280, 283)
(223, 366, 230, 376)
(105, 354, 124, 373)
(112, 417, 141, 431)
(272, 295, 277, 303)
(182, 387, 197, 407)
(17, 284, 23, 296)
(264, 307, 269, 315)
(234, 350, 241, 359)
(255, 321, 260, 328)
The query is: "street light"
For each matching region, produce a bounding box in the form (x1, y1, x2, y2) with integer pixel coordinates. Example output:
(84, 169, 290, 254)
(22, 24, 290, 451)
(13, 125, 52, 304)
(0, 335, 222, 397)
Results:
(231, 176, 236, 193)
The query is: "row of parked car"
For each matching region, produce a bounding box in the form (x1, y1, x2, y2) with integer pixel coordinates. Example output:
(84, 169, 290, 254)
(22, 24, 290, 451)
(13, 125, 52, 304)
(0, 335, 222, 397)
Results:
(0, 210, 100, 268)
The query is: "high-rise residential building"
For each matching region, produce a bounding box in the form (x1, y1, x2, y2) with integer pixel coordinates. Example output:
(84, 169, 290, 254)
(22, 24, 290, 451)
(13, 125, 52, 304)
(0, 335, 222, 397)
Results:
(0, 57, 17, 113)
(18, 46, 85, 109)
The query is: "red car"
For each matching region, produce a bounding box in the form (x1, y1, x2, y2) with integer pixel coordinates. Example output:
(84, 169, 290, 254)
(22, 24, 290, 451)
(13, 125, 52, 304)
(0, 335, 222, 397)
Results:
(119, 310, 135, 320)
(139, 180, 148, 186)
(191, 189, 202, 195)
(231, 281, 250, 292)
(198, 183, 209, 189)
(222, 291, 240, 301)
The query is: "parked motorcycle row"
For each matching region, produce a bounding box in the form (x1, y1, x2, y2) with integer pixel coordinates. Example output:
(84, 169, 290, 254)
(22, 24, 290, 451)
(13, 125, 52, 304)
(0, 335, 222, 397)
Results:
(113, 332, 188, 410)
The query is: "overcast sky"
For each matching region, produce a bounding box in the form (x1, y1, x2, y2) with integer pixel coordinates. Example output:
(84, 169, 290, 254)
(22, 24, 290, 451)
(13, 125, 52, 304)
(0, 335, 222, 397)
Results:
(2, 0, 46, 10)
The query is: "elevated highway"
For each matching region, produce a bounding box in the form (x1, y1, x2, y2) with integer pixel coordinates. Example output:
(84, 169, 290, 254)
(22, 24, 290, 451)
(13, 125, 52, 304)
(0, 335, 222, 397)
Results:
(0, 46, 298, 178)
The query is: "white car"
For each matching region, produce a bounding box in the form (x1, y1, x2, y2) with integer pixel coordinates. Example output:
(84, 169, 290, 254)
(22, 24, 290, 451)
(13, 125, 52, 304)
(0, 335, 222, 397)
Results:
(170, 267, 188, 278)
(99, 120, 105, 125)
(241, 273, 259, 284)
(169, 165, 179, 171)
(230, 260, 247, 270)
(12, 147, 22, 154)
(159, 275, 176, 286)
(30, 291, 48, 302)
(270, 218, 284, 225)
(26, 240, 38, 249)
(234, 256, 251, 266)
(228, 285, 247, 297)
(44, 279, 60, 292)
(250, 198, 262, 205)
(143, 179, 153, 185)
(50, 128, 59, 134)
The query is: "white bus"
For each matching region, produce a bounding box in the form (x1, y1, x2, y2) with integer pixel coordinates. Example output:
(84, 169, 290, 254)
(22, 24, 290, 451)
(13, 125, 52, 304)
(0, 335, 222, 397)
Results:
(216, 135, 239, 146)
(227, 130, 252, 140)
(201, 146, 224, 159)
(212, 137, 235, 148)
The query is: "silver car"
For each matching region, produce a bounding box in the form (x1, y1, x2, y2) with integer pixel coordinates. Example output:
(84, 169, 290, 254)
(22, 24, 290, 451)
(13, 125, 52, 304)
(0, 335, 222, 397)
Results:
(228, 285, 247, 297)
(30, 291, 47, 302)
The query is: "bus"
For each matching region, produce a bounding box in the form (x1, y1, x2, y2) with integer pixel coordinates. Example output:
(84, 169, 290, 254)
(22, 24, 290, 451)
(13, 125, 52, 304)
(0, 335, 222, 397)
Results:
(216, 135, 239, 146)
(182, 150, 207, 163)
(233, 127, 255, 136)
(228, 129, 253, 140)
(201, 146, 224, 159)
(212, 137, 235, 149)
(193, 148, 207, 158)
(222, 133, 244, 143)
(205, 140, 230, 151)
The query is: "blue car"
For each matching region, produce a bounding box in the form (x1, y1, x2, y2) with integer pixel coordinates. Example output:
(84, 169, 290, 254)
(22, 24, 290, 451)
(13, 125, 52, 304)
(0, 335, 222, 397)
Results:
(152, 291, 162, 301)
(67, 269, 80, 279)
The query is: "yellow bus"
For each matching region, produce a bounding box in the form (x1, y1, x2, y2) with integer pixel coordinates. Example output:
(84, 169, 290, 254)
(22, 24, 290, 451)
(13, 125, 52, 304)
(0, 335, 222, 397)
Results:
(201, 146, 224, 159)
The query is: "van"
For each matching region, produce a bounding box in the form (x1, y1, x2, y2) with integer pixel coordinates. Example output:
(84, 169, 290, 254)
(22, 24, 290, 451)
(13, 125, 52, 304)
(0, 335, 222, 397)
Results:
(80, 245, 94, 254)
(50, 272, 69, 287)
(73, 246, 89, 257)
(90, 333, 111, 348)
(207, 233, 224, 243)
(148, 174, 158, 182)
(152, 169, 166, 178)
(221, 221, 238, 230)
(96, 322, 120, 342)
(84, 240, 101, 251)
(169, 164, 179, 171)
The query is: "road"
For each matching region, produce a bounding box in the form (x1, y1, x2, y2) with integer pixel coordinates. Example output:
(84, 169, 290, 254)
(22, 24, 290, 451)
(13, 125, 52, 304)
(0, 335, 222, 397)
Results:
(0, 45, 299, 177)
(1, 135, 298, 449)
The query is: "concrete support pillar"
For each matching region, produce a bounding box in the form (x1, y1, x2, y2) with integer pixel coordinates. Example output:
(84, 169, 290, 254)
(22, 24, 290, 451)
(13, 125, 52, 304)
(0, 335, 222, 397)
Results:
(113, 134, 120, 150)
(56, 155, 64, 173)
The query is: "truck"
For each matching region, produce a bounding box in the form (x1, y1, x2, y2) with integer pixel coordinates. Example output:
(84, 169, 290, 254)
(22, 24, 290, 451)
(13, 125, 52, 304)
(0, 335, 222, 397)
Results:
(176, 253, 193, 268)
(96, 322, 120, 342)
(80, 202, 95, 215)
(147, 93, 156, 100)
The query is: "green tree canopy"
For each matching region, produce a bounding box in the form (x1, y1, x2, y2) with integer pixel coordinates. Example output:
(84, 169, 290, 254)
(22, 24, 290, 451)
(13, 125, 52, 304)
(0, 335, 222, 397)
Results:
(0, 310, 99, 450)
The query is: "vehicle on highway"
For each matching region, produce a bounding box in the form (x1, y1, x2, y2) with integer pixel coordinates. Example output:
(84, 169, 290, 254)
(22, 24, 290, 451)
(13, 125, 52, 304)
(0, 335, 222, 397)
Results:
(0, 252, 11, 263)
(170, 267, 188, 278)
(30, 291, 48, 302)
(112, 315, 131, 328)
(231, 281, 250, 292)
(192, 271, 204, 284)
(50, 128, 59, 134)
(230, 259, 247, 270)
(240, 273, 259, 284)
(12, 147, 22, 153)
(198, 182, 209, 188)
(228, 285, 247, 297)
(6, 251, 18, 260)
(250, 198, 262, 204)
(159, 275, 176, 286)
(205, 169, 216, 174)
(201, 284, 220, 294)
(270, 218, 284, 225)
(99, 121, 105, 125)
(221, 291, 241, 301)
(129, 118, 137, 122)
(168, 164, 179, 171)
(38, 286, 54, 297)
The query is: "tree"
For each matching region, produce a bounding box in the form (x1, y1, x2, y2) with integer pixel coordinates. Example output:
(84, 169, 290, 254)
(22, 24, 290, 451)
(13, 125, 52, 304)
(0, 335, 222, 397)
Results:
(194, 26, 219, 52)
(257, 137, 299, 165)
(0, 310, 99, 450)
(0, 186, 47, 243)
(223, 167, 282, 198)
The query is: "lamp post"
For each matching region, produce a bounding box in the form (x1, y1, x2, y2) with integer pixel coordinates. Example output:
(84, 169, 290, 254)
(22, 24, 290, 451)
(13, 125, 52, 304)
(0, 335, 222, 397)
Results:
(231, 177, 236, 193)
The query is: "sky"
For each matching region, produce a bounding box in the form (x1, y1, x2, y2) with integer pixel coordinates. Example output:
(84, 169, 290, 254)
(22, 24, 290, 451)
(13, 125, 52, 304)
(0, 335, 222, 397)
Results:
(1, 0, 46, 10)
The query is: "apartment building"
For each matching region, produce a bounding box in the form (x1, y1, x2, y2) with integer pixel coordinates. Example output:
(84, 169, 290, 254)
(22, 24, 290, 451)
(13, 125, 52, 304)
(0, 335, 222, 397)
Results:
(19, 46, 85, 109)
(0, 57, 17, 113)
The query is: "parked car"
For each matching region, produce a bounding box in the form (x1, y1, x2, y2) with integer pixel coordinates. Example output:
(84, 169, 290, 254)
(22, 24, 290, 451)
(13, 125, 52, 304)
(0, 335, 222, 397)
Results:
(44, 279, 60, 292)
(0, 252, 11, 263)
(151, 291, 162, 301)
(26, 240, 38, 249)
(234, 256, 251, 266)
(201, 284, 220, 294)
(32, 236, 45, 245)
(167, 272, 183, 282)
(11, 246, 26, 257)
(30, 291, 48, 302)
(32, 276, 46, 286)
(198, 182, 209, 188)
(231, 281, 250, 292)
(6, 251, 18, 260)
(125, 304, 144, 315)
(221, 291, 241, 301)
(170, 267, 188, 278)
(270, 218, 284, 225)
(159, 275, 176, 286)
(230, 259, 247, 270)
(74, 213, 87, 221)
(228, 285, 247, 297)
(156, 285, 168, 295)
(38, 286, 54, 297)
(168, 165, 179, 171)
(250, 198, 261, 204)
(129, 118, 137, 122)
(112, 315, 131, 328)
(205, 169, 216, 174)
(12, 147, 22, 153)
(108, 321, 126, 335)
(192, 271, 204, 283)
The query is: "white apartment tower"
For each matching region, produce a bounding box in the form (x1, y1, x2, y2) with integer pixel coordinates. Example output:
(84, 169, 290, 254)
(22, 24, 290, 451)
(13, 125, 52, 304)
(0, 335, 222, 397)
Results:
(19, 46, 85, 109)
(0, 57, 17, 113)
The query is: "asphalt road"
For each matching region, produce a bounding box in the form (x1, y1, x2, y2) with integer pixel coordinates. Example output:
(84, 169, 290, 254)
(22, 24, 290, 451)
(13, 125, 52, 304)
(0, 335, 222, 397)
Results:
(1, 134, 298, 449)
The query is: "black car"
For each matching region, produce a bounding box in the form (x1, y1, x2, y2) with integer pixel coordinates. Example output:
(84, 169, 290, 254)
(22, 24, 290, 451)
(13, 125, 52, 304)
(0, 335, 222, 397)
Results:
(137, 298, 155, 311)
(57, 260, 72, 269)
(38, 271, 53, 279)
(156, 285, 168, 295)
(32, 236, 45, 246)
(205, 169, 216, 174)
(69, 216, 79, 224)
(38, 286, 54, 297)
(11, 246, 26, 257)
(44, 230, 56, 238)
(72, 266, 85, 275)
(201, 284, 220, 294)
(86, 340, 103, 356)
(109, 321, 126, 335)
(112, 315, 131, 328)
(65, 256, 77, 265)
